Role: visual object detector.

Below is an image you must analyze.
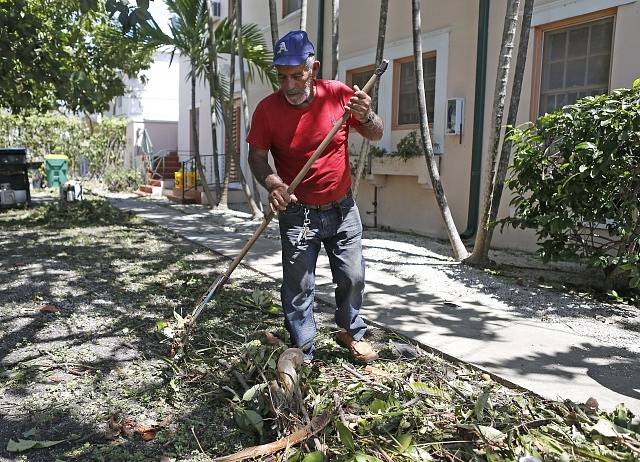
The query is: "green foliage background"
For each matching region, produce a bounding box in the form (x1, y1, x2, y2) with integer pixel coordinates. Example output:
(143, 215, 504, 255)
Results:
(0, 113, 127, 177)
(504, 81, 640, 290)
(0, 0, 153, 114)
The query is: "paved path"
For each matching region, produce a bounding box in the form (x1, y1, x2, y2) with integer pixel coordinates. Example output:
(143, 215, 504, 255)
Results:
(109, 195, 640, 414)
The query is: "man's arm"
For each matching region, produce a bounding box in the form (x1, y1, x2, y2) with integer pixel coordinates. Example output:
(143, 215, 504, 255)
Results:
(348, 84, 383, 141)
(248, 145, 297, 212)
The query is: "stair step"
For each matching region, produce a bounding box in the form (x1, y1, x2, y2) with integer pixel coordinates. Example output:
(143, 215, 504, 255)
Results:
(138, 185, 153, 194)
(148, 179, 162, 187)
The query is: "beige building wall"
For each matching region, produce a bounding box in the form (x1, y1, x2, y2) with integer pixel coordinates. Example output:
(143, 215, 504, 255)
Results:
(178, 1, 639, 252)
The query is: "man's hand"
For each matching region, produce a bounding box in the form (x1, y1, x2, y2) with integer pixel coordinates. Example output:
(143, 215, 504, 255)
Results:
(268, 183, 298, 213)
(346, 85, 373, 123)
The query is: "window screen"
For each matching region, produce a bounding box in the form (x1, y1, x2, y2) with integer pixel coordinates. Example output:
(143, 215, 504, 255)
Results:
(347, 66, 375, 91)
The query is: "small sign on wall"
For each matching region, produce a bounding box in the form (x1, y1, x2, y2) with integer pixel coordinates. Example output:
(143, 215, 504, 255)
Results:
(446, 98, 464, 136)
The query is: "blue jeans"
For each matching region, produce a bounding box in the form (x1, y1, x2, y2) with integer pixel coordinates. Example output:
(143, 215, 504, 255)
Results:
(278, 192, 368, 359)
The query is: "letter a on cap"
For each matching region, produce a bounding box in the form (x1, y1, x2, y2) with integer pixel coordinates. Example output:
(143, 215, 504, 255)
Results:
(278, 42, 288, 53)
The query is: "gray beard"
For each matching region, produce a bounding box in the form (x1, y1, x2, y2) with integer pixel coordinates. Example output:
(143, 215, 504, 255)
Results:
(284, 80, 313, 106)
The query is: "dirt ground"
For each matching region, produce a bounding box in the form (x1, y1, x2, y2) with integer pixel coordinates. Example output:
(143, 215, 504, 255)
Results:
(1, 194, 638, 462)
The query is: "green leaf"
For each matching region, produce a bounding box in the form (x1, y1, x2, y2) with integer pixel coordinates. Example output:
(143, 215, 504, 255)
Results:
(396, 433, 412, 453)
(355, 452, 368, 462)
(369, 398, 387, 413)
(242, 383, 266, 402)
(301, 451, 324, 462)
(7, 438, 64, 453)
(336, 420, 355, 452)
(633, 78, 640, 88)
(474, 387, 491, 421)
(155, 320, 169, 331)
(234, 409, 264, 437)
(6, 439, 37, 452)
(575, 141, 597, 151)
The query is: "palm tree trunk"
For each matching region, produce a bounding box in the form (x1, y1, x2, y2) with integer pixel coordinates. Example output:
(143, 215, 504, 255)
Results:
(353, 0, 388, 198)
(225, 0, 261, 217)
(190, 70, 215, 208)
(484, 0, 534, 251)
(268, 0, 279, 48)
(206, 0, 222, 205)
(466, 0, 521, 266)
(411, 0, 468, 260)
(236, 0, 263, 214)
(300, 0, 308, 31)
(331, 0, 339, 80)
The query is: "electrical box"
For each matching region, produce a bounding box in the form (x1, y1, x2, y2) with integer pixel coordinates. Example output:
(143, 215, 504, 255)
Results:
(446, 98, 464, 135)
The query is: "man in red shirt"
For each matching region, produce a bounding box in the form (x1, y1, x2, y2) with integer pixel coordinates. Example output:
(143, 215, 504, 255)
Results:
(248, 30, 383, 362)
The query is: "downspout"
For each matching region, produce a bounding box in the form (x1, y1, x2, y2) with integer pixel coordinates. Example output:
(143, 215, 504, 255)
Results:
(460, 0, 490, 239)
(316, 0, 324, 78)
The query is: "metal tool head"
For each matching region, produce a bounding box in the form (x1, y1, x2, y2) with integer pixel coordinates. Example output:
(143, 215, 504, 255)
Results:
(375, 59, 389, 76)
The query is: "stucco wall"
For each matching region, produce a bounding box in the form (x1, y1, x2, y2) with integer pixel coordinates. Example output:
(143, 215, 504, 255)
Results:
(176, 0, 639, 251)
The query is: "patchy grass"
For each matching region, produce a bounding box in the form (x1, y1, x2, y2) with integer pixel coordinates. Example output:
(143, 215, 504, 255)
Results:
(1, 195, 639, 462)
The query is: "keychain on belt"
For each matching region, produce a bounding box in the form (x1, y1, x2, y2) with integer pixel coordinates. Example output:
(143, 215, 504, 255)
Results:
(296, 207, 311, 245)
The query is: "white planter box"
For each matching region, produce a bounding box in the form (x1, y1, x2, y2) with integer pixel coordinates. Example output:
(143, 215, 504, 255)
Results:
(369, 155, 441, 189)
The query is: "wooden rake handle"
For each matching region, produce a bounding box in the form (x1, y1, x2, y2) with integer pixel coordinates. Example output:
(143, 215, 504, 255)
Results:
(191, 59, 389, 323)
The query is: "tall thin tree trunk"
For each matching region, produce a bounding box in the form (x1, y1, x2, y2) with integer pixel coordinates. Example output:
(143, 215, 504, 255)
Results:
(331, 0, 339, 80)
(190, 70, 215, 208)
(268, 0, 279, 48)
(466, 0, 521, 266)
(484, 0, 534, 252)
(411, 0, 468, 260)
(206, 0, 222, 205)
(224, 0, 261, 217)
(353, 0, 388, 198)
(300, 0, 308, 31)
(236, 0, 263, 214)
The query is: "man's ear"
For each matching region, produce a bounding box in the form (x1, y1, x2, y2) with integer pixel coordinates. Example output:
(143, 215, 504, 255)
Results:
(311, 60, 320, 79)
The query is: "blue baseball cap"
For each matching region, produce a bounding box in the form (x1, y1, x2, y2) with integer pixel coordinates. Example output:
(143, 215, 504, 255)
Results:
(273, 30, 315, 66)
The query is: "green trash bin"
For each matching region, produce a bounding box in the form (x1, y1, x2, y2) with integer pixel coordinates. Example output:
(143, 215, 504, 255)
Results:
(44, 154, 68, 188)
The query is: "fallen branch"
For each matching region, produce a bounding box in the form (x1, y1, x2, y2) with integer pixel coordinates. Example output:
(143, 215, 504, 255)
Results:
(213, 413, 330, 462)
(341, 363, 391, 392)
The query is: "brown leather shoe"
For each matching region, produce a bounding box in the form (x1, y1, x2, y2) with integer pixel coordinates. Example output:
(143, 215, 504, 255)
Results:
(336, 330, 378, 363)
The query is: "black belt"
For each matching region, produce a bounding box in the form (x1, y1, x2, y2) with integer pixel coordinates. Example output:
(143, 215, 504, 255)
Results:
(299, 190, 351, 211)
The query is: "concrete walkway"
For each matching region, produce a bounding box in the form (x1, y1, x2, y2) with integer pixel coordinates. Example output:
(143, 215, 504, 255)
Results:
(109, 195, 640, 414)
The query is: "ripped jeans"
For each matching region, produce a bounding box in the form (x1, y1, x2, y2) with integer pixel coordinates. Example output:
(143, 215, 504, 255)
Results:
(277, 192, 368, 360)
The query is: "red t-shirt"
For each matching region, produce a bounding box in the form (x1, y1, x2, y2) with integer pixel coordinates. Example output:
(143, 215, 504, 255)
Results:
(247, 79, 360, 205)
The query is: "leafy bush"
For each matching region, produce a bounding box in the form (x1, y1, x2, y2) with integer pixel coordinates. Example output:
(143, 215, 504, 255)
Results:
(369, 145, 387, 158)
(503, 80, 640, 291)
(392, 131, 423, 161)
(0, 113, 127, 176)
(103, 166, 142, 192)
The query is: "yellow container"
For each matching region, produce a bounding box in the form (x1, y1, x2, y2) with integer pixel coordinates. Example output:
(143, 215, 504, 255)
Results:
(174, 171, 183, 189)
(186, 171, 198, 189)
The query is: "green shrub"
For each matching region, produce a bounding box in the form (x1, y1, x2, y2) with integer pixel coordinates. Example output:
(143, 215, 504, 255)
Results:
(369, 145, 387, 158)
(0, 113, 127, 176)
(503, 80, 640, 292)
(103, 166, 142, 192)
(392, 131, 423, 161)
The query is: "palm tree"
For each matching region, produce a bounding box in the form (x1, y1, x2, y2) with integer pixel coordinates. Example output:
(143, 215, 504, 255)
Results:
(206, 0, 223, 203)
(217, 2, 261, 216)
(353, 0, 388, 197)
(300, 0, 308, 31)
(141, 0, 215, 207)
(465, 0, 522, 266)
(268, 0, 279, 48)
(331, 0, 339, 79)
(476, 0, 534, 263)
(411, 0, 468, 260)
(236, 0, 264, 214)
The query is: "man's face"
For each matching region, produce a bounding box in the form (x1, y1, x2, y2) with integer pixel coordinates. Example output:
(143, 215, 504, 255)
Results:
(276, 62, 317, 106)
